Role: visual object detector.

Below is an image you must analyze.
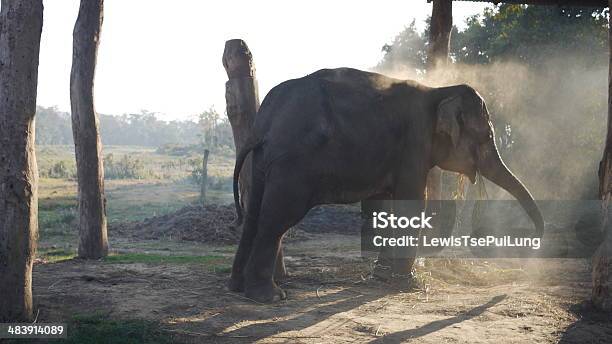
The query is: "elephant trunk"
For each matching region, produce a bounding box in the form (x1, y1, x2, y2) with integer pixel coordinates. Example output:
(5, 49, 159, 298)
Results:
(477, 142, 544, 237)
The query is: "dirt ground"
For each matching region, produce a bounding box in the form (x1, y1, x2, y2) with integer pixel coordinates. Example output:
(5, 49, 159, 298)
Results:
(31, 206, 612, 343)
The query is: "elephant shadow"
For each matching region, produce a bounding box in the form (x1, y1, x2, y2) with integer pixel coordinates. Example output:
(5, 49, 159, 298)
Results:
(188, 279, 507, 343)
(367, 294, 506, 344)
(215, 282, 389, 340)
(558, 301, 612, 343)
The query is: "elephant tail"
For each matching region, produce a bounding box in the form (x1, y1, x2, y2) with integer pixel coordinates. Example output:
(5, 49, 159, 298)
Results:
(232, 136, 263, 227)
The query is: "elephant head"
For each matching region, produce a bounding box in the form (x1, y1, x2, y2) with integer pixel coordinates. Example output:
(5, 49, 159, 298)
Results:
(432, 85, 544, 237)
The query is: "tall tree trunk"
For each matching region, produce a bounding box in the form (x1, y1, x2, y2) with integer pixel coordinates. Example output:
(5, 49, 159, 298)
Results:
(426, 0, 453, 201)
(592, 0, 612, 310)
(223, 39, 259, 215)
(0, 0, 43, 322)
(71, 0, 108, 259)
(427, 0, 452, 69)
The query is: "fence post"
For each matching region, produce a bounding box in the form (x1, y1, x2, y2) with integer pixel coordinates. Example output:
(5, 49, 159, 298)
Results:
(201, 149, 209, 205)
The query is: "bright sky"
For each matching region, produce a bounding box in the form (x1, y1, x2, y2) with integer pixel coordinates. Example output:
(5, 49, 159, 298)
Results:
(31, 0, 489, 121)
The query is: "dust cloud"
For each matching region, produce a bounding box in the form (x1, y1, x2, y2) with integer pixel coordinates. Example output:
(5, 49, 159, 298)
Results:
(376, 55, 608, 201)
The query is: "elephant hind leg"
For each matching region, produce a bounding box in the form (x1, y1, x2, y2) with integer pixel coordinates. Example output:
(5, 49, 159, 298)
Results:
(274, 243, 288, 283)
(228, 156, 265, 292)
(244, 179, 311, 303)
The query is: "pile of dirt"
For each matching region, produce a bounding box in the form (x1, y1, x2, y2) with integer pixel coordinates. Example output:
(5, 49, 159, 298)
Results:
(110, 204, 363, 245)
(111, 204, 241, 244)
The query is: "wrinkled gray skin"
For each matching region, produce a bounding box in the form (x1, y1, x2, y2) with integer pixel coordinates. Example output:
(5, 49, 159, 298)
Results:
(229, 68, 544, 303)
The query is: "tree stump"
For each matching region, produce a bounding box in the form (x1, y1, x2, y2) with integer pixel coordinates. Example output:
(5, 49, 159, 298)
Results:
(223, 39, 260, 215)
(0, 0, 43, 322)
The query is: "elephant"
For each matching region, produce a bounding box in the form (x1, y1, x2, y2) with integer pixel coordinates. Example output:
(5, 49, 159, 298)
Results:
(228, 67, 544, 303)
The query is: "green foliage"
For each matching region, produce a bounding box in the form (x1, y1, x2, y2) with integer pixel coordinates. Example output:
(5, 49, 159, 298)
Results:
(376, 20, 428, 73)
(186, 157, 232, 191)
(453, 5, 609, 65)
(37, 248, 76, 263)
(104, 153, 151, 179)
(187, 157, 205, 185)
(378, 5, 609, 72)
(198, 107, 235, 152)
(43, 160, 76, 179)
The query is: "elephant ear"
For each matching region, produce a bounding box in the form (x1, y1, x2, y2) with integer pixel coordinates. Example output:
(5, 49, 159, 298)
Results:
(436, 96, 462, 148)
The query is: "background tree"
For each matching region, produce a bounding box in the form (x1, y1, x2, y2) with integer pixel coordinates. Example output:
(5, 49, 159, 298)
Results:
(34, 106, 232, 149)
(377, 4, 609, 200)
(71, 0, 108, 258)
(0, 0, 44, 321)
(453, 5, 608, 65)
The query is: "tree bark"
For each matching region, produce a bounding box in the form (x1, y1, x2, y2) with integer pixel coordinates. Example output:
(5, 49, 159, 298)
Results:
(592, 0, 612, 310)
(0, 0, 43, 322)
(223, 39, 259, 214)
(426, 0, 452, 201)
(71, 0, 108, 259)
(427, 0, 453, 69)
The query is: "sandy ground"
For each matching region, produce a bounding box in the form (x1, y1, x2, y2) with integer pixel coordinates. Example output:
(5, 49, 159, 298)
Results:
(31, 233, 612, 343)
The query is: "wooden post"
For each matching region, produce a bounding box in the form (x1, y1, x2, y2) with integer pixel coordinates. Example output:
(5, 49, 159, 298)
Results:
(426, 0, 453, 201)
(71, 0, 108, 259)
(0, 0, 43, 322)
(592, 0, 612, 310)
(223, 39, 259, 214)
(201, 149, 209, 205)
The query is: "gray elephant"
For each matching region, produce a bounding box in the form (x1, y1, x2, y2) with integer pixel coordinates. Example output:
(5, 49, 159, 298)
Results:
(229, 67, 543, 303)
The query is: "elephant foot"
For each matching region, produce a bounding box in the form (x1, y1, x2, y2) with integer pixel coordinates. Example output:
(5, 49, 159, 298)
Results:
(373, 260, 417, 291)
(388, 272, 418, 291)
(227, 273, 244, 292)
(245, 281, 287, 303)
(372, 259, 393, 281)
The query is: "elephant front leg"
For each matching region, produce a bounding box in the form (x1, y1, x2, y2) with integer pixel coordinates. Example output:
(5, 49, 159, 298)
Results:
(387, 169, 427, 289)
(362, 196, 395, 281)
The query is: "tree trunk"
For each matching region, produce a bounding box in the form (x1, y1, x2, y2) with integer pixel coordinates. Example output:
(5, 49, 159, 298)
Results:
(426, 0, 452, 201)
(223, 39, 259, 214)
(427, 0, 453, 69)
(201, 149, 209, 206)
(0, 0, 43, 322)
(592, 0, 612, 310)
(71, 0, 108, 259)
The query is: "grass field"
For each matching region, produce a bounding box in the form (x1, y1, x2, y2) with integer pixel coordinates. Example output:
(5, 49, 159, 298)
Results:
(37, 145, 234, 249)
